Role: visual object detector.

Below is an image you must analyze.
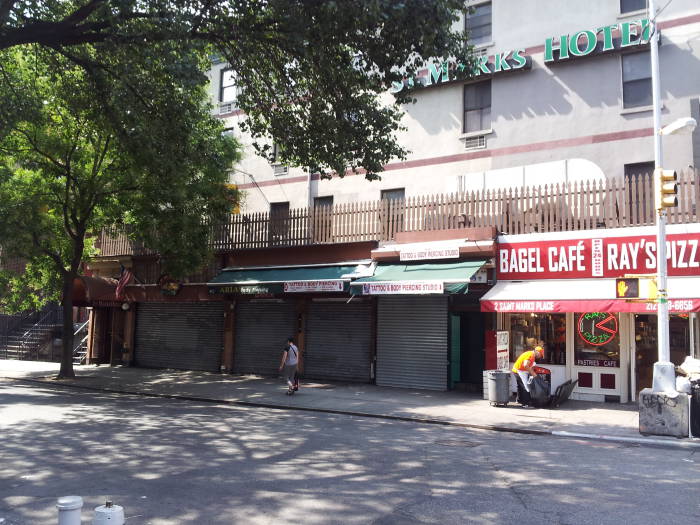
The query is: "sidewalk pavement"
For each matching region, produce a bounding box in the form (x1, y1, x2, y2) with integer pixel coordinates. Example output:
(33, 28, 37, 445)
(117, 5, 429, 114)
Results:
(1, 359, 699, 449)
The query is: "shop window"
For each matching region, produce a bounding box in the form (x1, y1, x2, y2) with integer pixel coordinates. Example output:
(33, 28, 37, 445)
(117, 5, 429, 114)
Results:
(622, 52, 652, 109)
(620, 0, 646, 14)
(508, 313, 566, 365)
(574, 312, 621, 367)
(465, 2, 492, 47)
(463, 81, 491, 133)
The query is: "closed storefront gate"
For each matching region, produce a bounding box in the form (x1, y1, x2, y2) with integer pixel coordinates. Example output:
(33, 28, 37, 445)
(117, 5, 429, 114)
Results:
(376, 296, 448, 390)
(234, 300, 297, 375)
(134, 302, 224, 372)
(305, 300, 372, 382)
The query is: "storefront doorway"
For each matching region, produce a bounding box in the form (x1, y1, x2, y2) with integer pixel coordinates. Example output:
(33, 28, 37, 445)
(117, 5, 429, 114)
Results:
(633, 314, 691, 393)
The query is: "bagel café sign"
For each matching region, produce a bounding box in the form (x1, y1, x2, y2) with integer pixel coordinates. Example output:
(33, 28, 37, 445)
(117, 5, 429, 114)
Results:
(390, 18, 650, 94)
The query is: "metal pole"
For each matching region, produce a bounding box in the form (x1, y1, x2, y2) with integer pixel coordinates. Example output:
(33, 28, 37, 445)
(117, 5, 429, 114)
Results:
(650, 0, 671, 367)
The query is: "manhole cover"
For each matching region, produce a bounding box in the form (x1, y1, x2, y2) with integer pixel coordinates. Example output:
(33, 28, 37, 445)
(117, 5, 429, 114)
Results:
(434, 439, 482, 447)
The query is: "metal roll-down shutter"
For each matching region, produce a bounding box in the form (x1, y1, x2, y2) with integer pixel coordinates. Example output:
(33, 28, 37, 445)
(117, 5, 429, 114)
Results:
(304, 300, 372, 382)
(134, 302, 224, 372)
(234, 300, 297, 375)
(376, 296, 448, 390)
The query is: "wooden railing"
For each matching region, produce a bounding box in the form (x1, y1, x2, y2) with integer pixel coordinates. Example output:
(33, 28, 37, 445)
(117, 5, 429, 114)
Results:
(95, 169, 699, 256)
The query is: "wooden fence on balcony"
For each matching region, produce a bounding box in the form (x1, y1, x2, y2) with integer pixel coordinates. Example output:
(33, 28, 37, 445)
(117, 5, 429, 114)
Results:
(95, 169, 698, 256)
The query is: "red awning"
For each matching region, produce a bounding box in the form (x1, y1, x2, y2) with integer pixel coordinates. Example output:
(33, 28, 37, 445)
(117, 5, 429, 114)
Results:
(72, 276, 119, 306)
(480, 278, 700, 313)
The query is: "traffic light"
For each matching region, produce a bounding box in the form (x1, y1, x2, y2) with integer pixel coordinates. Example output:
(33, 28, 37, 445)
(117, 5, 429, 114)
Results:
(654, 168, 678, 210)
(616, 278, 639, 299)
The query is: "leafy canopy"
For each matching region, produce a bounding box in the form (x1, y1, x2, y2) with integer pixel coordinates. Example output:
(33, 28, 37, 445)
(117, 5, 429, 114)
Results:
(0, 0, 473, 179)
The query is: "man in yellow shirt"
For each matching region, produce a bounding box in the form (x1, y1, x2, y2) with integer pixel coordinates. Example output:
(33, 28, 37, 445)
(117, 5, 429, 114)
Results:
(512, 345, 545, 406)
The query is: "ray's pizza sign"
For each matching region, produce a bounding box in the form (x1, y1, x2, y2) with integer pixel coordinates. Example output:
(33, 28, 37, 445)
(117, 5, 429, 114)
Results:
(498, 232, 700, 280)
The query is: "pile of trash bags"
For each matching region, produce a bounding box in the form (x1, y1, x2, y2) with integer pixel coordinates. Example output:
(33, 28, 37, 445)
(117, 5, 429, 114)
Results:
(676, 356, 700, 393)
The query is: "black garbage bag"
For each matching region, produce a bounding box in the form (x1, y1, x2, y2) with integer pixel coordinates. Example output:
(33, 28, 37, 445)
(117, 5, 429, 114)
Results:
(529, 375, 550, 407)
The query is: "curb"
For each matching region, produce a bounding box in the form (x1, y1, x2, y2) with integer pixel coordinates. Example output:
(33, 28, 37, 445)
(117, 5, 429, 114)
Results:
(6, 375, 700, 449)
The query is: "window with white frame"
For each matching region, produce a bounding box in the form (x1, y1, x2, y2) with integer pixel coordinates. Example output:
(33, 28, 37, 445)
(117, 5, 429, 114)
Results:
(463, 81, 491, 133)
(465, 2, 492, 47)
(622, 52, 652, 109)
(219, 68, 239, 103)
(620, 0, 647, 14)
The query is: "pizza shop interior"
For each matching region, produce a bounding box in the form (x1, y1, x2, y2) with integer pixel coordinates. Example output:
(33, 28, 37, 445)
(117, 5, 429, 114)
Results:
(497, 312, 699, 403)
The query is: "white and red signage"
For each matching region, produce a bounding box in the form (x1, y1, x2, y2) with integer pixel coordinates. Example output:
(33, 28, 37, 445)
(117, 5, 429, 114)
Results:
(283, 280, 345, 293)
(399, 246, 460, 261)
(498, 232, 700, 280)
(361, 281, 444, 295)
(482, 298, 700, 313)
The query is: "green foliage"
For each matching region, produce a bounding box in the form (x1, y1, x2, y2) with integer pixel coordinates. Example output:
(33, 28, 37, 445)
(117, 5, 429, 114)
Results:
(0, 43, 241, 311)
(1, 1, 473, 179)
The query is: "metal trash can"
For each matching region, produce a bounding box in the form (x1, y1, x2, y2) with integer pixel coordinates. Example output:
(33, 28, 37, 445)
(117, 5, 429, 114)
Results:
(488, 370, 511, 406)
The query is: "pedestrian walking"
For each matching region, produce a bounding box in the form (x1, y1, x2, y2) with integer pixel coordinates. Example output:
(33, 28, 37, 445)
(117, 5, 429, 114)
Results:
(279, 336, 299, 395)
(511, 345, 545, 407)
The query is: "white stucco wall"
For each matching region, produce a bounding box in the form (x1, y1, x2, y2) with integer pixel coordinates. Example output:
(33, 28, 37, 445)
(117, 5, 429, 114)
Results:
(207, 2, 700, 214)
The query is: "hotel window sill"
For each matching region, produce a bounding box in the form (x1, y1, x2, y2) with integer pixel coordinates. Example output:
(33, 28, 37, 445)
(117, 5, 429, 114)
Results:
(460, 129, 493, 140)
(471, 41, 495, 54)
(620, 104, 656, 115)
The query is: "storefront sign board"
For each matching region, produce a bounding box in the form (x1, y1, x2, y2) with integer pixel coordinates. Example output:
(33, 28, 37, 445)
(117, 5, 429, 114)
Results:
(283, 280, 345, 293)
(361, 281, 444, 295)
(482, 298, 700, 313)
(498, 232, 700, 280)
(399, 246, 460, 261)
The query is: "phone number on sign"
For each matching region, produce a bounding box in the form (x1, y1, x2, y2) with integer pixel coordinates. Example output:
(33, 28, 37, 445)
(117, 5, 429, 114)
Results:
(645, 300, 694, 312)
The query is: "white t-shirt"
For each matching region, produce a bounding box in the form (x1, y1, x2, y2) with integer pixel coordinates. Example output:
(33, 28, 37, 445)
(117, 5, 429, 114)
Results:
(285, 344, 298, 366)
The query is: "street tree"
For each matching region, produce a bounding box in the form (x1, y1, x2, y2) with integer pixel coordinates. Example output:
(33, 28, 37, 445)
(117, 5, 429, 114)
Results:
(0, 0, 473, 178)
(0, 1, 474, 378)
(0, 44, 240, 378)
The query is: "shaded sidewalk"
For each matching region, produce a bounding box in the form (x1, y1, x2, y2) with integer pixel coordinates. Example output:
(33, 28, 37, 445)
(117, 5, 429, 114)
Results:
(1, 360, 698, 448)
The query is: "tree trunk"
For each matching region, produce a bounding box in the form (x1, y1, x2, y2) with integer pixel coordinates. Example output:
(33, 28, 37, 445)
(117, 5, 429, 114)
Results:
(58, 273, 76, 379)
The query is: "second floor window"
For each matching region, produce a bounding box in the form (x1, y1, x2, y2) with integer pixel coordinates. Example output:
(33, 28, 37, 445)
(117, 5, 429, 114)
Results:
(220, 68, 238, 103)
(463, 81, 491, 133)
(620, 0, 647, 14)
(465, 2, 492, 47)
(622, 52, 652, 109)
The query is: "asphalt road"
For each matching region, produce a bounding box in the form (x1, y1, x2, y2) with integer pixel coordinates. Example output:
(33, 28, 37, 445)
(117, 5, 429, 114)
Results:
(1, 379, 698, 525)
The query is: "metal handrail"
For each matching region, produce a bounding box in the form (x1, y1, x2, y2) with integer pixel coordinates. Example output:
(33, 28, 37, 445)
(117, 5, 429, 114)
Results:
(17, 306, 61, 360)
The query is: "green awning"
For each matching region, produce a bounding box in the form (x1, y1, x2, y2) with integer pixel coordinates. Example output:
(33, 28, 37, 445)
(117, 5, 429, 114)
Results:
(350, 260, 486, 295)
(208, 265, 362, 295)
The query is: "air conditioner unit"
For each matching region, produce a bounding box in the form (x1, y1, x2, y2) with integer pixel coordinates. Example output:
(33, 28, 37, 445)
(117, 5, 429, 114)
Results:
(464, 135, 486, 151)
(273, 164, 289, 176)
(219, 102, 234, 115)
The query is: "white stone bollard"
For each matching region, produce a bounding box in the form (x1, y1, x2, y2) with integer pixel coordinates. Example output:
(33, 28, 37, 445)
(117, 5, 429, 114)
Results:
(56, 496, 83, 525)
(92, 500, 125, 525)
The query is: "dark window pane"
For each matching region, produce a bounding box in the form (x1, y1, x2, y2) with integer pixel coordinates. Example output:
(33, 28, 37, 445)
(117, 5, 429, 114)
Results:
(381, 188, 405, 201)
(465, 2, 492, 45)
(600, 374, 616, 389)
(623, 78, 652, 108)
(578, 372, 593, 388)
(620, 0, 646, 13)
(464, 81, 491, 132)
(314, 196, 333, 207)
(622, 53, 651, 82)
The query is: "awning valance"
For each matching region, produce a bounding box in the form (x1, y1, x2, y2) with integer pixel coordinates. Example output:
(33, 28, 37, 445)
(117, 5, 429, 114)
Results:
(480, 277, 700, 313)
(208, 263, 371, 294)
(350, 260, 487, 295)
(72, 276, 119, 306)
